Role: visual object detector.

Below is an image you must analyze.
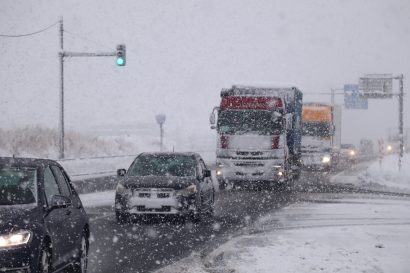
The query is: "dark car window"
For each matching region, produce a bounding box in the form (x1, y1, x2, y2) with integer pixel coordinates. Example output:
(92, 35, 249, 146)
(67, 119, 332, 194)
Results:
(128, 154, 197, 177)
(0, 167, 37, 205)
(51, 166, 71, 197)
(44, 167, 61, 205)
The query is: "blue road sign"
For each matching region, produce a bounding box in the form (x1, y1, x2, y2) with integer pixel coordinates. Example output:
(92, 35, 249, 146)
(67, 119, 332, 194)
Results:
(344, 84, 368, 109)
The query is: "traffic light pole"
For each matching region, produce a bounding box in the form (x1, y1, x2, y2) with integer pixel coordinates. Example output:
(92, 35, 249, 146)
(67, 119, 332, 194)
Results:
(58, 17, 122, 159)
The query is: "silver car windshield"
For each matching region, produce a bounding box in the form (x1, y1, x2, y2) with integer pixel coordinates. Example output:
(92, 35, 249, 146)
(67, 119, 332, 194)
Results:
(128, 155, 197, 177)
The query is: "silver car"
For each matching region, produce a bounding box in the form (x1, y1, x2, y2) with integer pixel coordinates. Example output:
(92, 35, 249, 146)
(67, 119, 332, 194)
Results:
(115, 152, 215, 223)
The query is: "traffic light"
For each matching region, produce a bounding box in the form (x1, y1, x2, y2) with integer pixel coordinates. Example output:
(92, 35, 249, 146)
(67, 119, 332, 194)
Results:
(116, 44, 126, 66)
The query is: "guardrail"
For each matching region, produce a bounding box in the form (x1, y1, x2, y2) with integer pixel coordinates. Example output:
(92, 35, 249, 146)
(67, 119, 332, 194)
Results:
(58, 151, 216, 180)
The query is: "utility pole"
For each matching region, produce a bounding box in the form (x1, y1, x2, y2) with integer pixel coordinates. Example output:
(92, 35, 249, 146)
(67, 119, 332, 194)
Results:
(59, 17, 64, 159)
(57, 17, 126, 159)
(395, 74, 404, 171)
(331, 88, 335, 106)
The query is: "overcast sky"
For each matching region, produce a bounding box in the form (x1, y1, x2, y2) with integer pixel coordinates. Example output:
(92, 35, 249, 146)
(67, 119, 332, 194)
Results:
(1, 0, 409, 150)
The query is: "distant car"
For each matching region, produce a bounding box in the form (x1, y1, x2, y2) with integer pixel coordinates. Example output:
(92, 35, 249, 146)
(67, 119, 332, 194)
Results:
(0, 157, 89, 273)
(340, 144, 358, 165)
(115, 152, 215, 223)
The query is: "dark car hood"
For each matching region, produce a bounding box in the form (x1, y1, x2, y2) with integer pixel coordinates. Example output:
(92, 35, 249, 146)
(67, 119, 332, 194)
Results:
(0, 205, 41, 233)
(123, 176, 197, 190)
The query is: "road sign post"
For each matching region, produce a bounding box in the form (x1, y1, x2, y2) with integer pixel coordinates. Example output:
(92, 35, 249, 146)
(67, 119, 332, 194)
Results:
(156, 114, 166, 152)
(359, 73, 405, 171)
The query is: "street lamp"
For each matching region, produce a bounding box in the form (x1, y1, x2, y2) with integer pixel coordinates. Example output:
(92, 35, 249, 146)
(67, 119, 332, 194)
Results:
(155, 114, 166, 151)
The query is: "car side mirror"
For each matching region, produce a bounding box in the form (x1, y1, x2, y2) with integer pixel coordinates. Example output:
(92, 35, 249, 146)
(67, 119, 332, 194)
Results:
(117, 169, 126, 177)
(50, 195, 71, 209)
(203, 170, 211, 178)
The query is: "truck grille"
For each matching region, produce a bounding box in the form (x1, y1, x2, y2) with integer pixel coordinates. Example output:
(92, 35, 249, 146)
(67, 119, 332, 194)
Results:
(236, 151, 263, 156)
(234, 162, 264, 167)
(136, 206, 171, 212)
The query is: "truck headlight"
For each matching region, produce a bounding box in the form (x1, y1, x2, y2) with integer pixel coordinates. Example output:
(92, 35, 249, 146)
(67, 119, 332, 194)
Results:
(321, 155, 331, 163)
(349, 150, 356, 156)
(0, 230, 32, 248)
(387, 145, 392, 151)
(176, 184, 197, 197)
(216, 163, 224, 176)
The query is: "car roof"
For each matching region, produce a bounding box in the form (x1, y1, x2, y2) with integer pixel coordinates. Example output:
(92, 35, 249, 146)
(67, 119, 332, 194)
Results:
(139, 152, 201, 159)
(0, 157, 58, 168)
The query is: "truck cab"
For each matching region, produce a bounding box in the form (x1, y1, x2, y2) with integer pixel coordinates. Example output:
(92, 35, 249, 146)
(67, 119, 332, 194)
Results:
(210, 85, 303, 190)
(301, 103, 341, 172)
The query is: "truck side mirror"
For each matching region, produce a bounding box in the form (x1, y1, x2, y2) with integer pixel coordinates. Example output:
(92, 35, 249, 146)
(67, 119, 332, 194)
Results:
(210, 112, 216, 125)
(284, 115, 292, 130)
(330, 125, 335, 135)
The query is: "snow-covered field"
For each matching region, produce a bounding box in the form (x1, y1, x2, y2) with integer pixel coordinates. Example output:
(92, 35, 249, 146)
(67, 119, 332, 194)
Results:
(359, 154, 410, 192)
(155, 196, 410, 273)
(331, 154, 410, 194)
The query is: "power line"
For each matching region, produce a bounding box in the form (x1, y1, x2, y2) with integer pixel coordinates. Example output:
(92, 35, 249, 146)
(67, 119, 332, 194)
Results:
(0, 21, 59, 38)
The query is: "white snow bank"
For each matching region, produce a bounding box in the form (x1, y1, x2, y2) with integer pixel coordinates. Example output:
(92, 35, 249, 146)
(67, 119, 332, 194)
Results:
(329, 154, 410, 194)
(359, 154, 410, 192)
(79, 190, 115, 208)
(155, 196, 410, 273)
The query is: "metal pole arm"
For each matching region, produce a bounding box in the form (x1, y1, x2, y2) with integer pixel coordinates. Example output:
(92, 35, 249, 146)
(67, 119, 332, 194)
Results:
(63, 51, 116, 57)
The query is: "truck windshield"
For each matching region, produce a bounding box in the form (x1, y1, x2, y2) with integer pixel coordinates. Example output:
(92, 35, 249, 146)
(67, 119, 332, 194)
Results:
(302, 121, 332, 137)
(217, 109, 283, 135)
(0, 168, 37, 206)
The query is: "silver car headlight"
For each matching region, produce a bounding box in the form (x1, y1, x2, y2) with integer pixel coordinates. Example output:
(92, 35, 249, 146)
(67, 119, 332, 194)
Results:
(116, 183, 130, 195)
(321, 155, 331, 164)
(0, 230, 32, 248)
(176, 184, 197, 197)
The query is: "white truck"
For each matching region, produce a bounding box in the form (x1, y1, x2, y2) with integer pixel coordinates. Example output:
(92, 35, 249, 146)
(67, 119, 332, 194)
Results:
(209, 85, 303, 190)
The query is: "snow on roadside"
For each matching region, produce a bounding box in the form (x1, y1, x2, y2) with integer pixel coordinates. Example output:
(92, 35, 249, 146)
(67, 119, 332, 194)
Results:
(329, 154, 410, 194)
(79, 190, 115, 208)
(358, 154, 410, 192)
(60, 156, 136, 181)
(155, 196, 410, 273)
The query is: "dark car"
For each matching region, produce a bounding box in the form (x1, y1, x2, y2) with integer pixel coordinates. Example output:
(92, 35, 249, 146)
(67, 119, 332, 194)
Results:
(0, 157, 89, 273)
(115, 152, 215, 223)
(340, 144, 358, 166)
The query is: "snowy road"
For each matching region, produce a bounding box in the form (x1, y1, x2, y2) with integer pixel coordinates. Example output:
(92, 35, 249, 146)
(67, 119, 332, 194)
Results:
(81, 187, 299, 273)
(78, 157, 410, 273)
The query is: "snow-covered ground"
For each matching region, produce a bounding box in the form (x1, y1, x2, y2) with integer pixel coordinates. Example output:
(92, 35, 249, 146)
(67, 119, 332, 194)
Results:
(155, 195, 410, 273)
(331, 154, 410, 194)
(152, 155, 410, 273)
(359, 154, 410, 192)
(60, 156, 137, 180)
(79, 190, 116, 208)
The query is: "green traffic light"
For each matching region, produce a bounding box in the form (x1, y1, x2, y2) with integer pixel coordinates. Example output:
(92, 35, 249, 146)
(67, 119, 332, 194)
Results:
(116, 57, 125, 66)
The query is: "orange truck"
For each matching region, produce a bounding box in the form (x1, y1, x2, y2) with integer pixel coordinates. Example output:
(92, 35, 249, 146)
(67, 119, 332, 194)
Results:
(300, 103, 341, 172)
